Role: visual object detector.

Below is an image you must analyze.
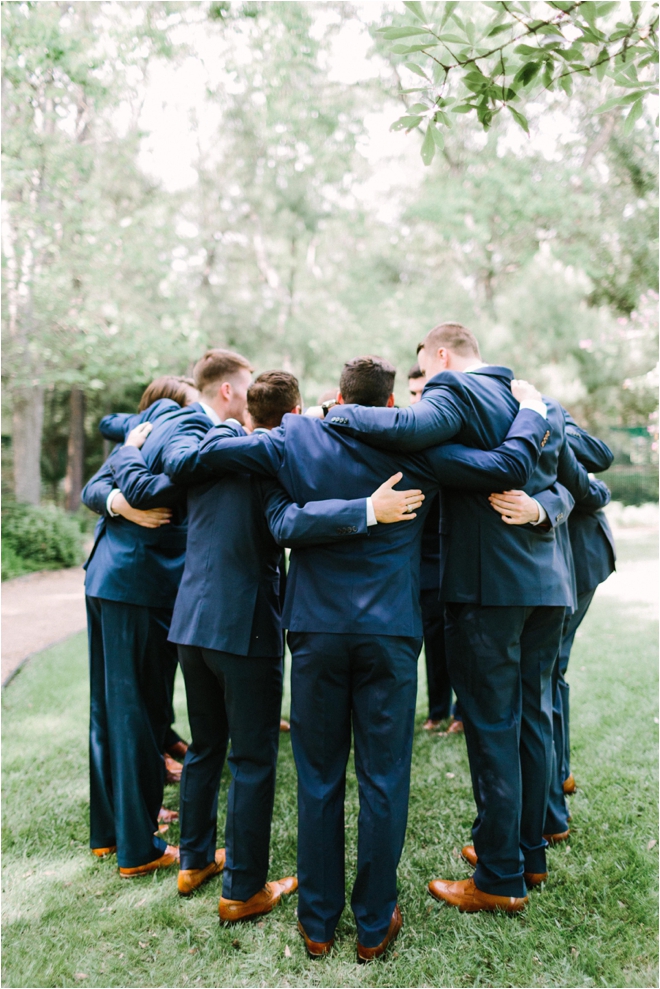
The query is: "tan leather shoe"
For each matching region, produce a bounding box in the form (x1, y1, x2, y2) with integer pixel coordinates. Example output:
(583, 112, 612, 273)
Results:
(164, 754, 183, 784)
(92, 846, 116, 858)
(280, 719, 291, 733)
(357, 905, 402, 962)
(167, 740, 189, 761)
(178, 849, 225, 896)
(461, 844, 547, 888)
(158, 807, 179, 824)
(428, 876, 527, 912)
(119, 845, 179, 878)
(445, 719, 464, 734)
(218, 876, 298, 922)
(422, 718, 443, 731)
(563, 773, 577, 795)
(297, 920, 334, 957)
(543, 830, 570, 845)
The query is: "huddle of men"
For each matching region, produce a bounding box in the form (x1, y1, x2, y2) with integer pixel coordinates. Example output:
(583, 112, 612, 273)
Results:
(81, 321, 615, 960)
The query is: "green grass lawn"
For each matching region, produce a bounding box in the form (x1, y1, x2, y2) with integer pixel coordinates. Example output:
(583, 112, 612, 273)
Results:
(2, 539, 658, 988)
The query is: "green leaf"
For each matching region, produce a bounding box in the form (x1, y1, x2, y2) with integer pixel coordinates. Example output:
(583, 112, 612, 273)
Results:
(437, 33, 468, 44)
(402, 61, 430, 78)
(508, 105, 529, 134)
(390, 114, 423, 131)
(595, 49, 609, 80)
(630, 1, 642, 18)
(431, 125, 445, 148)
(433, 109, 453, 126)
(595, 92, 645, 112)
(559, 73, 573, 95)
(420, 123, 436, 164)
(487, 22, 510, 37)
(452, 103, 477, 113)
(623, 98, 643, 134)
(513, 61, 542, 86)
(596, 2, 619, 15)
(391, 43, 438, 53)
(402, 1, 427, 23)
(441, 1, 459, 26)
(408, 102, 429, 113)
(515, 44, 541, 56)
(378, 26, 436, 39)
(581, 3, 597, 26)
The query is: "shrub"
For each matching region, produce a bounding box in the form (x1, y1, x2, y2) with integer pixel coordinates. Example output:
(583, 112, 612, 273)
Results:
(2, 504, 84, 579)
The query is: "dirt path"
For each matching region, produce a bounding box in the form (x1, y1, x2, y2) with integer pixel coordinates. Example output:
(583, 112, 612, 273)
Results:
(1, 567, 86, 685)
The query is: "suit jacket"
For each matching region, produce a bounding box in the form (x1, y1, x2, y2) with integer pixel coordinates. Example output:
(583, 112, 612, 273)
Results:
(323, 368, 607, 607)
(82, 400, 198, 608)
(185, 408, 550, 636)
(563, 409, 616, 595)
(98, 400, 181, 443)
(111, 432, 371, 656)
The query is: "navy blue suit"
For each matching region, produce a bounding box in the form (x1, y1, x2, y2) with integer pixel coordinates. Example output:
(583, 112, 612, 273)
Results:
(419, 495, 453, 721)
(322, 367, 609, 894)
(113, 429, 372, 896)
(545, 413, 615, 834)
(187, 406, 548, 944)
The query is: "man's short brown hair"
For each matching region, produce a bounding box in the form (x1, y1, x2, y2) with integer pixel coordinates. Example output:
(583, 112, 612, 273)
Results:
(339, 356, 396, 407)
(193, 349, 253, 394)
(422, 322, 481, 359)
(247, 371, 301, 429)
(408, 362, 424, 380)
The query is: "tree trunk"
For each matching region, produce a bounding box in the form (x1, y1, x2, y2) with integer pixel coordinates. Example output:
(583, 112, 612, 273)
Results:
(12, 385, 45, 505)
(64, 386, 85, 512)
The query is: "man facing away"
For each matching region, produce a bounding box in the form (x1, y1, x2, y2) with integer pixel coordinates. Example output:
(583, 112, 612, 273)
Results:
(172, 355, 552, 958)
(319, 324, 609, 913)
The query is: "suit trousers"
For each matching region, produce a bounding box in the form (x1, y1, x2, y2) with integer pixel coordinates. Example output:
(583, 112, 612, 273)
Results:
(176, 645, 282, 899)
(544, 588, 596, 834)
(288, 631, 421, 948)
(87, 596, 169, 868)
(445, 603, 565, 896)
(420, 589, 452, 721)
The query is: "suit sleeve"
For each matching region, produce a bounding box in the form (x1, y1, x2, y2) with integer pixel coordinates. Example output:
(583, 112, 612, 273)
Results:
(556, 438, 611, 509)
(325, 387, 466, 452)
(563, 409, 614, 473)
(81, 460, 116, 517)
(197, 425, 285, 478)
(533, 482, 575, 529)
(160, 417, 218, 483)
(99, 412, 134, 443)
(261, 479, 369, 548)
(422, 409, 547, 490)
(110, 446, 183, 508)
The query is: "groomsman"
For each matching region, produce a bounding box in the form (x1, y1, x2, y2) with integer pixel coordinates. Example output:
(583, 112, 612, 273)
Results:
(81, 350, 253, 875)
(543, 411, 615, 835)
(186, 356, 552, 957)
(321, 324, 609, 910)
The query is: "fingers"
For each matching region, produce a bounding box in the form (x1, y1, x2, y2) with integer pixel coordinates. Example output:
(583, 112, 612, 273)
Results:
(383, 472, 403, 490)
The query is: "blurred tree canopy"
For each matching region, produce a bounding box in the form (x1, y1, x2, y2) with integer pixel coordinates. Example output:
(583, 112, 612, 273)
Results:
(1, 0, 658, 508)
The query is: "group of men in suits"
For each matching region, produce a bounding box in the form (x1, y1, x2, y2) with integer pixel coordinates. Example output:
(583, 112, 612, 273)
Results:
(81, 320, 615, 961)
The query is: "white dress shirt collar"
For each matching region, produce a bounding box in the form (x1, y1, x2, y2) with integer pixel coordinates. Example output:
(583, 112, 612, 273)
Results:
(198, 401, 221, 426)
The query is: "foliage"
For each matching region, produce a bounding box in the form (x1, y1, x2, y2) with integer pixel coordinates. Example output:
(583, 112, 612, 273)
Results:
(2, 554, 658, 985)
(1, 503, 85, 579)
(377, 0, 659, 165)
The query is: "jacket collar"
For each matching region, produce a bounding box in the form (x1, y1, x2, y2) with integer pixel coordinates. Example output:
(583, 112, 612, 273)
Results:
(424, 365, 514, 391)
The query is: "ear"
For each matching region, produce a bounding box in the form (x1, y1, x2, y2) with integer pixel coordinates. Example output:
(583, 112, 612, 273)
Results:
(437, 348, 449, 368)
(386, 393, 395, 408)
(290, 405, 302, 416)
(336, 392, 345, 405)
(219, 381, 232, 401)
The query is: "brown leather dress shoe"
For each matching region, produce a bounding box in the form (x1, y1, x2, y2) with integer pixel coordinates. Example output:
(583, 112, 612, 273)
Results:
(422, 718, 443, 731)
(218, 876, 298, 922)
(357, 905, 402, 961)
(158, 807, 179, 824)
(563, 773, 577, 795)
(167, 740, 189, 761)
(164, 754, 183, 784)
(119, 845, 180, 878)
(543, 830, 570, 845)
(428, 876, 527, 912)
(178, 849, 225, 896)
(297, 920, 334, 957)
(445, 719, 464, 734)
(279, 719, 291, 732)
(461, 845, 548, 888)
(92, 846, 116, 858)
